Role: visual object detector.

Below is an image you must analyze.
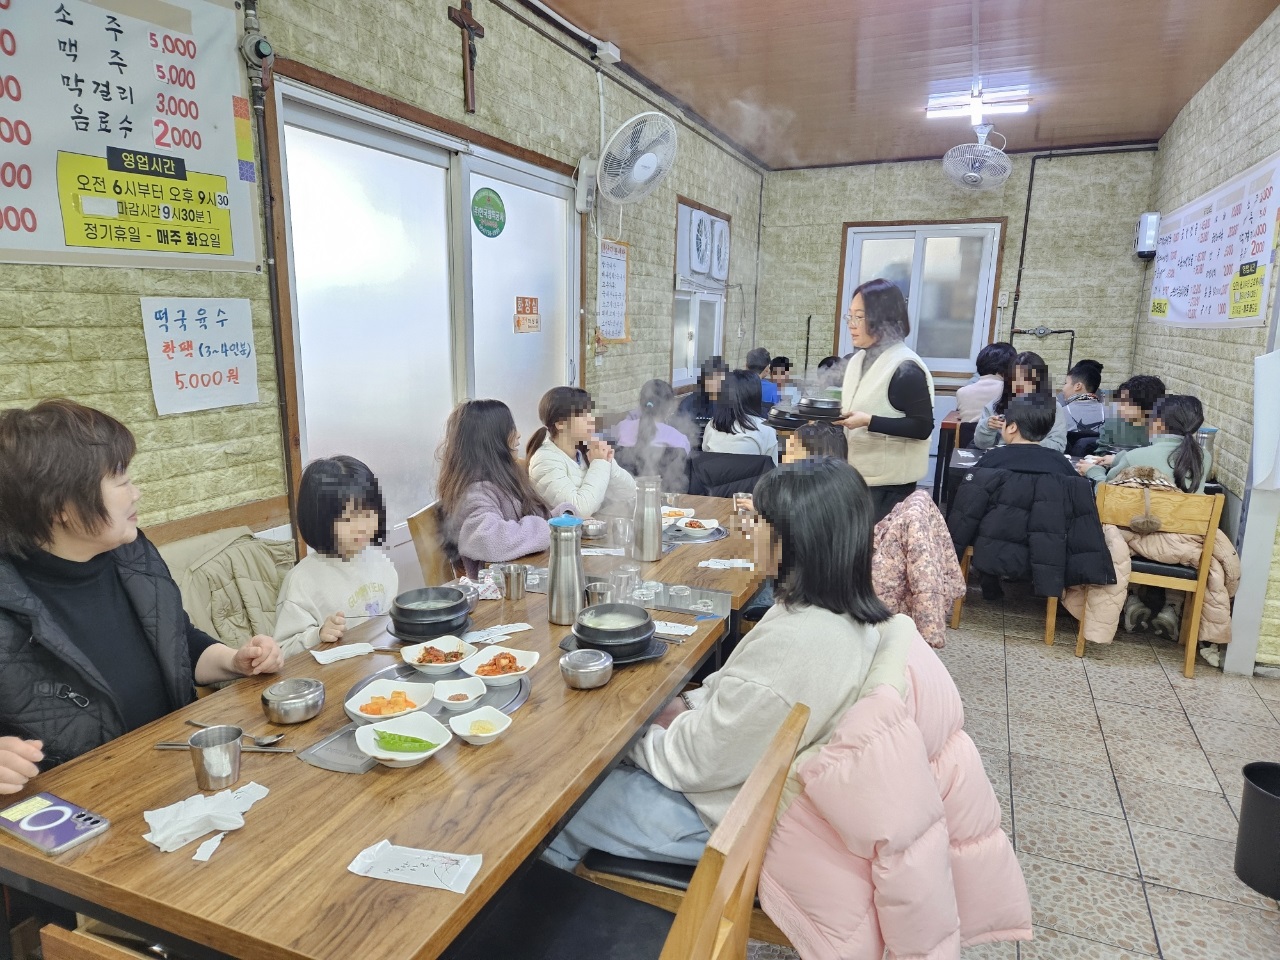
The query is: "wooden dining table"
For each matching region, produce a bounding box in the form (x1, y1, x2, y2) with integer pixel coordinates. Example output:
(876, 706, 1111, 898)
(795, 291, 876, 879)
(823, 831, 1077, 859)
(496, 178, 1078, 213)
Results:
(0, 550, 735, 959)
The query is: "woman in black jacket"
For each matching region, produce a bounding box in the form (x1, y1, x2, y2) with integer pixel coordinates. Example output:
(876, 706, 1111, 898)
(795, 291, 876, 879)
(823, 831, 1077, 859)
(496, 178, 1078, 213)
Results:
(0, 400, 285, 792)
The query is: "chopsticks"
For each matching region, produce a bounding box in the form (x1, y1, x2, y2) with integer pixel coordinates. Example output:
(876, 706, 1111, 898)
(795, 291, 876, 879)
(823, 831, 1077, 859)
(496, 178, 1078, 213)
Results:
(153, 743, 295, 753)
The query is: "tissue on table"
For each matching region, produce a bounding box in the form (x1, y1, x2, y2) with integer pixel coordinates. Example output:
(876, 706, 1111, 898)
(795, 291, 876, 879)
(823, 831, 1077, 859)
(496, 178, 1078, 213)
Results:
(348, 839, 482, 893)
(312, 642, 374, 664)
(143, 782, 269, 853)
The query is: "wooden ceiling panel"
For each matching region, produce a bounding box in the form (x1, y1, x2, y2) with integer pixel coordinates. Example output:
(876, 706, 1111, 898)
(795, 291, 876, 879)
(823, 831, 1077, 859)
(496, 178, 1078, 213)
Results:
(542, 0, 1280, 167)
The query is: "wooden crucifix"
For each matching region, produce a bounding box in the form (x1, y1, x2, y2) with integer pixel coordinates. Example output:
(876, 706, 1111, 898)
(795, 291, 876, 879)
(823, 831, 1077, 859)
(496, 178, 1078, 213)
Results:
(448, 1, 485, 114)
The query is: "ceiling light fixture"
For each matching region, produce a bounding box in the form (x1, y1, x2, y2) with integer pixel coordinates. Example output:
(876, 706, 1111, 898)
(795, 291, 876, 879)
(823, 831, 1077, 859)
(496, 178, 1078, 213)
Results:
(926, 86, 1031, 121)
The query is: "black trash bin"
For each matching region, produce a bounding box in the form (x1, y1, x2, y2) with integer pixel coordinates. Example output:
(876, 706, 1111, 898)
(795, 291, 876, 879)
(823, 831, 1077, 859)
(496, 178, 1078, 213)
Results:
(1234, 761, 1280, 899)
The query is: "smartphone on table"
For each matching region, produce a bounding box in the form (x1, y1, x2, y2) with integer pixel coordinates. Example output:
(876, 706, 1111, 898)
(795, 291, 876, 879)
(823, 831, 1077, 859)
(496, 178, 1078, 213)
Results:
(0, 792, 110, 855)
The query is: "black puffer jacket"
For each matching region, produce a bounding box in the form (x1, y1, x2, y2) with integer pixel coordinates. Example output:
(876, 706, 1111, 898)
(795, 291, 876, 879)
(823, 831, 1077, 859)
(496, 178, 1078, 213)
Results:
(948, 445, 1115, 597)
(688, 452, 775, 498)
(0, 534, 198, 770)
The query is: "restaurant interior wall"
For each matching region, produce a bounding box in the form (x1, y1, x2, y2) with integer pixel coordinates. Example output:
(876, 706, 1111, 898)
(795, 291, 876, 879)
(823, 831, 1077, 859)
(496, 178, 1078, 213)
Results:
(756, 150, 1158, 389)
(0, 0, 764, 530)
(1131, 3, 1280, 661)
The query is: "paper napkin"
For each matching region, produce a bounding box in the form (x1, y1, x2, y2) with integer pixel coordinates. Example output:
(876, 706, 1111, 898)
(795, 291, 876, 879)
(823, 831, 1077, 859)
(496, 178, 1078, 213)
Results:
(312, 642, 374, 663)
(143, 782, 269, 853)
(653, 621, 697, 636)
(462, 623, 532, 645)
(697, 559, 755, 570)
(582, 548, 625, 556)
(348, 839, 482, 894)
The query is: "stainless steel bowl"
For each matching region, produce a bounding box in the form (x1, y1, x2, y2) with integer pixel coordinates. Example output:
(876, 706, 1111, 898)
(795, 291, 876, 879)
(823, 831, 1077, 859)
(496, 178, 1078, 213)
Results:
(261, 678, 325, 724)
(581, 518, 608, 540)
(560, 649, 613, 689)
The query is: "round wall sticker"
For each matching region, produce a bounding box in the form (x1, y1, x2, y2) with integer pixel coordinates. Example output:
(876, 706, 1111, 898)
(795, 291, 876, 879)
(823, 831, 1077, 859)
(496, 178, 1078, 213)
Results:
(471, 187, 506, 238)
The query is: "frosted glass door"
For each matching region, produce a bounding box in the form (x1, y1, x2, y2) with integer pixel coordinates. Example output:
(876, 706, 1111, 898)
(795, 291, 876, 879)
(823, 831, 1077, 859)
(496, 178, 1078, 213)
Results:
(916, 235, 986, 363)
(469, 171, 572, 449)
(282, 124, 453, 537)
(838, 235, 914, 355)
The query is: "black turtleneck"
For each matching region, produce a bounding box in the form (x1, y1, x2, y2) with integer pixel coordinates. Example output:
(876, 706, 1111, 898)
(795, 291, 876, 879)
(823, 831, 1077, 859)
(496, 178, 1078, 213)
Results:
(10, 548, 203, 731)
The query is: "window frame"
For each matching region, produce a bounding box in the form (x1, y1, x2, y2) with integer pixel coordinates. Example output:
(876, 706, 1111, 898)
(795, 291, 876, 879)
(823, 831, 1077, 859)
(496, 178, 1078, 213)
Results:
(671, 196, 731, 388)
(671, 289, 726, 387)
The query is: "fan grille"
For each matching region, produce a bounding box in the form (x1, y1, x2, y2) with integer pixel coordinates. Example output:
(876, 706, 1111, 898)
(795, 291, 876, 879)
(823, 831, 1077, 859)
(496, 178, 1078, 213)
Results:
(942, 143, 1012, 191)
(598, 112, 679, 205)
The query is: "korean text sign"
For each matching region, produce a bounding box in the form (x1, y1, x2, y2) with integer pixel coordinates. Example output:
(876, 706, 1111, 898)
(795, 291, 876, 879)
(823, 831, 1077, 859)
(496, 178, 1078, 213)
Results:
(1149, 149, 1280, 328)
(140, 297, 259, 414)
(0, 0, 259, 270)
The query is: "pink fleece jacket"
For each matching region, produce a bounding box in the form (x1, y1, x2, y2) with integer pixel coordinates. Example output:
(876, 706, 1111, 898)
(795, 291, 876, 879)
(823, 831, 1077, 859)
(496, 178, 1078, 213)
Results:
(446, 482, 573, 577)
(759, 633, 1031, 959)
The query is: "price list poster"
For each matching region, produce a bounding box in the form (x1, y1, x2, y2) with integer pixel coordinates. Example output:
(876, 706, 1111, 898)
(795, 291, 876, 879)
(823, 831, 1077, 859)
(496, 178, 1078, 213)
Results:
(0, 0, 259, 270)
(1149, 150, 1280, 329)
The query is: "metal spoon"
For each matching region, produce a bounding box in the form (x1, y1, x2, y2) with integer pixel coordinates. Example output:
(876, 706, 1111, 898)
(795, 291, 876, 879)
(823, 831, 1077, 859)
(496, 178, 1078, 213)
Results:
(185, 719, 285, 747)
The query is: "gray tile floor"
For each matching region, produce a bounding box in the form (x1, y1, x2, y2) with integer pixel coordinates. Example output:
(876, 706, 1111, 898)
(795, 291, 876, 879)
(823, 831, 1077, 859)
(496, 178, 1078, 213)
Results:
(747, 582, 1280, 960)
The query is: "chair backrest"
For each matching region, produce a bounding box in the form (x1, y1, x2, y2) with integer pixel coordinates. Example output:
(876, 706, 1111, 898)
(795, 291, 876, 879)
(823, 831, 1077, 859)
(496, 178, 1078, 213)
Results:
(1094, 484, 1222, 538)
(659, 703, 810, 960)
(688, 453, 775, 498)
(406, 501, 458, 587)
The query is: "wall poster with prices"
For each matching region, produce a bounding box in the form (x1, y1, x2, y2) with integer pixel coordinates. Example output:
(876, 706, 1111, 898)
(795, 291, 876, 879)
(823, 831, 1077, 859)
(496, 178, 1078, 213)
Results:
(1149, 149, 1280, 328)
(140, 296, 258, 414)
(0, 0, 260, 271)
(596, 237, 628, 342)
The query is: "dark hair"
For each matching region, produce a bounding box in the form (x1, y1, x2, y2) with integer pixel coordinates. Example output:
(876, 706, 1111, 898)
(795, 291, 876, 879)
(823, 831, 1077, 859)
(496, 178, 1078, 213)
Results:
(697, 356, 730, 400)
(1152, 395, 1205, 492)
(976, 341, 1017, 378)
(744, 347, 771, 373)
(851, 278, 910, 343)
(753, 459, 892, 623)
(296, 456, 387, 555)
(770, 356, 791, 373)
(0, 400, 137, 558)
(816, 355, 841, 371)
(440, 400, 549, 533)
(996, 351, 1053, 414)
(1117, 375, 1166, 414)
(1067, 359, 1104, 394)
(1004, 395, 1057, 443)
(636, 379, 676, 448)
(794, 421, 848, 459)
(711, 370, 761, 435)
(527, 386, 595, 460)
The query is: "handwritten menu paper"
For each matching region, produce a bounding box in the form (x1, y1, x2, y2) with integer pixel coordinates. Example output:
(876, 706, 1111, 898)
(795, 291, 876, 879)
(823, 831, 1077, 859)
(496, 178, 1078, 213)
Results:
(348, 840, 482, 894)
(1, 0, 260, 270)
(140, 296, 259, 414)
(1149, 149, 1280, 328)
(597, 238, 629, 342)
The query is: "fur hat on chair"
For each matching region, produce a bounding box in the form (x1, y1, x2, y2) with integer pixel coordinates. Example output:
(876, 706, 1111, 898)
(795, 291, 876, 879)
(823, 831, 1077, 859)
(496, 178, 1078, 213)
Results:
(1109, 466, 1176, 535)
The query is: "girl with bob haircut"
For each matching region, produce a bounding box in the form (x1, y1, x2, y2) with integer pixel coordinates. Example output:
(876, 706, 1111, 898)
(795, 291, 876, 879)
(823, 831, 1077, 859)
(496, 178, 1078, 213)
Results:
(0, 400, 283, 793)
(544, 458, 898, 871)
(273, 455, 398, 658)
(438, 399, 573, 576)
(527, 386, 637, 517)
(973, 350, 1069, 452)
(835, 277, 936, 522)
(701, 369, 779, 462)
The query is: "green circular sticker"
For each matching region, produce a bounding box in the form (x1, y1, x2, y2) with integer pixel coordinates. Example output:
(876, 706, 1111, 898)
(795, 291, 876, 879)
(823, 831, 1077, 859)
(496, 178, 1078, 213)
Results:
(471, 187, 506, 238)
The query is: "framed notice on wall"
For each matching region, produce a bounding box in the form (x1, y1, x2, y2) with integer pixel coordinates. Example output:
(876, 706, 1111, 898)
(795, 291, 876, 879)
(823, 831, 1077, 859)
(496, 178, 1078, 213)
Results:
(597, 237, 629, 342)
(1149, 149, 1280, 328)
(0, 0, 261, 271)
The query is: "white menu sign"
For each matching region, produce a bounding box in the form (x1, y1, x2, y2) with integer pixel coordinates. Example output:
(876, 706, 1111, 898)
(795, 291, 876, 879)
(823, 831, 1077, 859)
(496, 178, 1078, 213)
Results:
(140, 296, 259, 414)
(597, 237, 629, 342)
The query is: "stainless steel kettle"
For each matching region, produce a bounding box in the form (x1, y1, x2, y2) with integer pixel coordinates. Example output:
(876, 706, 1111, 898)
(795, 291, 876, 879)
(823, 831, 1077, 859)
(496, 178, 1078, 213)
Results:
(547, 516, 586, 625)
(632, 476, 663, 562)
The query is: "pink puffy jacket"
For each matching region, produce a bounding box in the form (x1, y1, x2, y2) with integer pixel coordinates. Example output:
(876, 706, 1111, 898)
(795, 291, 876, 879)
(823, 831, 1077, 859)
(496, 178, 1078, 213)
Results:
(758, 633, 1032, 959)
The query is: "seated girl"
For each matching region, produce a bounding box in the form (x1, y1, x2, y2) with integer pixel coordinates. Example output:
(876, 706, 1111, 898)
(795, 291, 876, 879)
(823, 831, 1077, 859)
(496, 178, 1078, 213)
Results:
(615, 379, 690, 493)
(701, 370, 779, 462)
(676, 356, 729, 449)
(527, 386, 637, 518)
(955, 341, 1014, 422)
(543, 458, 899, 870)
(781, 420, 848, 464)
(274, 456, 398, 658)
(1082, 395, 1210, 492)
(973, 350, 1069, 452)
(440, 399, 573, 577)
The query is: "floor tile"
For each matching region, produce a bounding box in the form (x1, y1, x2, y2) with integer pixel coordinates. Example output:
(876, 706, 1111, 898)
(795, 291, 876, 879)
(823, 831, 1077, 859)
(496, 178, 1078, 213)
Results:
(1017, 852, 1158, 955)
(954, 604, 1005, 634)
(1188, 715, 1280, 764)
(1146, 884, 1280, 960)
(965, 706, 1010, 752)
(1250, 673, 1280, 703)
(1105, 737, 1220, 793)
(1005, 683, 1096, 723)
(1204, 752, 1251, 800)
(997, 786, 1013, 838)
(960, 937, 1017, 958)
(1014, 801, 1139, 877)
(1011, 753, 1123, 817)
(1129, 822, 1278, 911)
(1096, 700, 1197, 748)
(1086, 667, 1182, 711)
(1009, 714, 1109, 767)
(1116, 777, 1237, 842)
(1174, 685, 1278, 728)
(1018, 926, 1157, 959)
(1085, 639, 1161, 666)
(746, 941, 799, 960)
(953, 676, 1010, 716)
(1003, 613, 1079, 645)
(980, 742, 1011, 785)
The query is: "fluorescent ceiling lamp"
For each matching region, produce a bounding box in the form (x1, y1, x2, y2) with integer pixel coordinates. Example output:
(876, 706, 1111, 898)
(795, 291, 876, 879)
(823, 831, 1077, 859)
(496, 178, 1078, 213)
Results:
(926, 86, 1031, 120)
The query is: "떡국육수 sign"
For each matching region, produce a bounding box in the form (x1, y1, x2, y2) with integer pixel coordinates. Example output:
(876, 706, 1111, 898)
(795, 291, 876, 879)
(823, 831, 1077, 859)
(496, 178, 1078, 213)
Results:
(0, 0, 260, 271)
(140, 296, 259, 414)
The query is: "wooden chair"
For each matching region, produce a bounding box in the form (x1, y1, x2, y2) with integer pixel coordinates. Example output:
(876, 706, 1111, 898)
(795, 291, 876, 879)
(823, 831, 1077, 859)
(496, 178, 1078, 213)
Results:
(950, 546, 1060, 646)
(441, 703, 810, 960)
(405, 501, 458, 586)
(1076, 485, 1225, 678)
(40, 924, 147, 959)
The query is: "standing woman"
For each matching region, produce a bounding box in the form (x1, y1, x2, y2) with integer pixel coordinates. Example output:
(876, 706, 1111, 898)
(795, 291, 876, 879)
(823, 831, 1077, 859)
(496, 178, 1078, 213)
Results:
(834, 278, 936, 522)
(527, 386, 637, 518)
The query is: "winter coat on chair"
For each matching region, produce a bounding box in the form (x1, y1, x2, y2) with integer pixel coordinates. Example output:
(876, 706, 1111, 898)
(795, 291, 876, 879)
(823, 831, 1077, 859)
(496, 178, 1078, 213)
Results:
(872, 491, 966, 649)
(687, 452, 775, 498)
(947, 444, 1115, 597)
(759, 620, 1032, 960)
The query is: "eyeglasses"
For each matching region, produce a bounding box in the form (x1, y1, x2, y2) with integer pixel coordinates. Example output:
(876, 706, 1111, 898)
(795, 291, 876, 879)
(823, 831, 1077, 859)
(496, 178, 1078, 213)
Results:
(843, 313, 866, 325)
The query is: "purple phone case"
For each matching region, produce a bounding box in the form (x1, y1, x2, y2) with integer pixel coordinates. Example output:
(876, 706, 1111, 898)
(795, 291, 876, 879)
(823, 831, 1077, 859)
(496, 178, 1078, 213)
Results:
(0, 792, 109, 855)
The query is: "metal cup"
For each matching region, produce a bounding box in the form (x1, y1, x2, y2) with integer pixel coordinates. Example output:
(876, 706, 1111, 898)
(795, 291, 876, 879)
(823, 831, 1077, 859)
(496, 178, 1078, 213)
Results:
(585, 582, 613, 606)
(188, 725, 243, 791)
(494, 563, 528, 600)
